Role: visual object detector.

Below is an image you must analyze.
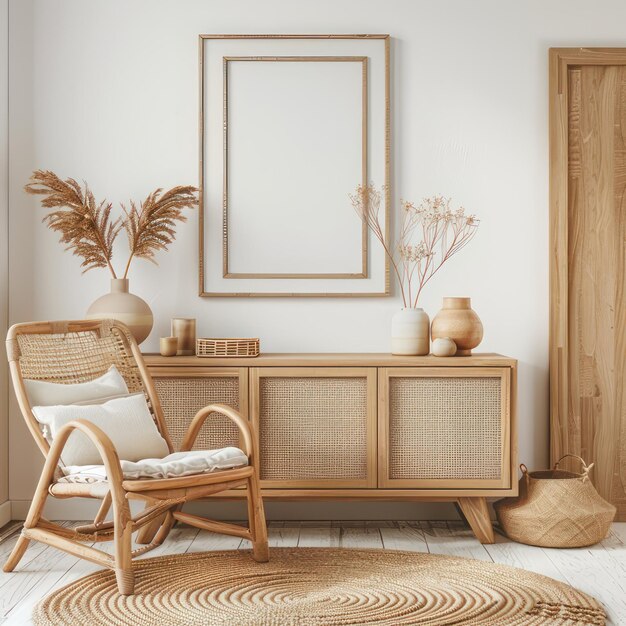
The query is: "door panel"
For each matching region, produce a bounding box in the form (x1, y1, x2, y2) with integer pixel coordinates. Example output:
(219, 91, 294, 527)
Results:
(149, 366, 248, 451)
(550, 49, 626, 519)
(250, 367, 377, 488)
(379, 368, 511, 489)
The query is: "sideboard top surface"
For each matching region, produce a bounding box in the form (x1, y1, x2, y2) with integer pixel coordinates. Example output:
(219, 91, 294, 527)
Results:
(144, 353, 516, 368)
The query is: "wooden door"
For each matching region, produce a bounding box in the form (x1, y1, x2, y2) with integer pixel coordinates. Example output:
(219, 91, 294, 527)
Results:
(250, 367, 377, 488)
(378, 368, 511, 490)
(550, 48, 626, 519)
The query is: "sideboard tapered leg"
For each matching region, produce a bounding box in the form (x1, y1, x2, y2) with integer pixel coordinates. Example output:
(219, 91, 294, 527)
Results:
(457, 497, 495, 544)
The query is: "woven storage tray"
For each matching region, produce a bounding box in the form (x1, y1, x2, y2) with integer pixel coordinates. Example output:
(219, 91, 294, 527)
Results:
(196, 337, 260, 358)
(494, 454, 616, 548)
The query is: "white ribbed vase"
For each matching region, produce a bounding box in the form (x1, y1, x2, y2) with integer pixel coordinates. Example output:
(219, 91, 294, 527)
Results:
(86, 278, 153, 345)
(391, 308, 430, 356)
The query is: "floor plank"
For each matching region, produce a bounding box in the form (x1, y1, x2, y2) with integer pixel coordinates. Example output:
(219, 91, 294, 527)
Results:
(5, 553, 99, 626)
(610, 522, 626, 542)
(187, 528, 242, 553)
(420, 521, 493, 561)
(137, 525, 199, 559)
(596, 525, 626, 578)
(267, 522, 300, 548)
(0, 523, 92, 620)
(542, 545, 626, 625)
(338, 525, 383, 549)
(484, 531, 567, 582)
(298, 523, 340, 548)
(0, 527, 21, 560)
(380, 521, 428, 553)
(0, 537, 48, 584)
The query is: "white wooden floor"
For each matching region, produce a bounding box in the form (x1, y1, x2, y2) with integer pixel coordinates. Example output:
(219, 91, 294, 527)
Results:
(0, 520, 625, 625)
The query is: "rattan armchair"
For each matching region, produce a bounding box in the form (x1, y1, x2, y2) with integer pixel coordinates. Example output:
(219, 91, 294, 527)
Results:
(4, 319, 268, 595)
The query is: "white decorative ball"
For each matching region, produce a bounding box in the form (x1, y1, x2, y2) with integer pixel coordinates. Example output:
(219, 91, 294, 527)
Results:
(431, 337, 457, 357)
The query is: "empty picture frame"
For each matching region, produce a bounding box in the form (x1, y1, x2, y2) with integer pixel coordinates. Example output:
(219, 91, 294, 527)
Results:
(199, 34, 390, 297)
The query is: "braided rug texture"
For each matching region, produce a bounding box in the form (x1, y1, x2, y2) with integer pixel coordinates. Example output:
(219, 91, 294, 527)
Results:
(33, 548, 605, 625)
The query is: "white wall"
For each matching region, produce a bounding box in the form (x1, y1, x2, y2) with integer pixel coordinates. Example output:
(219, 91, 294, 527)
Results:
(0, 0, 8, 527)
(7, 0, 626, 519)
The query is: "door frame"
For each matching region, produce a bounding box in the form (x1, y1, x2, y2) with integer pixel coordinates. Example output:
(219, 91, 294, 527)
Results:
(549, 48, 626, 466)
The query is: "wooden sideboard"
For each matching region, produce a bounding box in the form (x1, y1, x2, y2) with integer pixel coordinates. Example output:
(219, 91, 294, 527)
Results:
(144, 353, 517, 543)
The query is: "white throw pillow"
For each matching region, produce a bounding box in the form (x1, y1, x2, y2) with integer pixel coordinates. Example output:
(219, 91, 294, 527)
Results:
(32, 393, 170, 466)
(24, 366, 129, 407)
(72, 393, 131, 406)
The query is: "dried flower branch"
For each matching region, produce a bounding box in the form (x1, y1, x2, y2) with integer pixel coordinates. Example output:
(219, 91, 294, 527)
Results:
(121, 186, 198, 279)
(350, 184, 479, 308)
(25, 170, 198, 279)
(24, 170, 122, 277)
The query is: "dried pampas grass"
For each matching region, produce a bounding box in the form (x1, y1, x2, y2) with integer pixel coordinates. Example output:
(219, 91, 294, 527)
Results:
(24, 170, 198, 278)
(121, 186, 198, 278)
(25, 170, 122, 276)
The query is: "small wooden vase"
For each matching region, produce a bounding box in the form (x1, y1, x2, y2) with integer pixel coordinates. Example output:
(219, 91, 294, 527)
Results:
(159, 336, 178, 357)
(172, 318, 196, 356)
(431, 297, 483, 356)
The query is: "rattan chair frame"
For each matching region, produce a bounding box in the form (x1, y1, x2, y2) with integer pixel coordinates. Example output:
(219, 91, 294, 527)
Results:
(3, 319, 269, 595)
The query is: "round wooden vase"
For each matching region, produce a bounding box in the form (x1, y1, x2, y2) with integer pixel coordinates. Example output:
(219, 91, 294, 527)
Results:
(391, 308, 430, 356)
(86, 278, 153, 344)
(431, 297, 483, 356)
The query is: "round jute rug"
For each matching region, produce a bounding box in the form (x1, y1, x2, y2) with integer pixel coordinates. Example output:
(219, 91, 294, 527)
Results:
(33, 548, 605, 625)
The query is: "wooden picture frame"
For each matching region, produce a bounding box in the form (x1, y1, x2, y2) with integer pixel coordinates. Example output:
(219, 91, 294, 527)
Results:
(199, 34, 391, 297)
(222, 55, 369, 280)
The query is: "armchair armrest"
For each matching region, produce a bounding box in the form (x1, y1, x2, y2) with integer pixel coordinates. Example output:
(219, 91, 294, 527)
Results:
(27, 419, 129, 529)
(180, 403, 254, 460)
(45, 419, 126, 485)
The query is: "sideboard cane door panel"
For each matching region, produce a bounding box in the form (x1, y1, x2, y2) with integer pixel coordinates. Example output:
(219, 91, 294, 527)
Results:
(379, 368, 511, 489)
(250, 367, 377, 489)
(150, 367, 248, 451)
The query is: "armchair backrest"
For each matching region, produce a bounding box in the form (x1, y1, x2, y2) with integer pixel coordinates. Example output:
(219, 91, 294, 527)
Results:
(6, 319, 173, 457)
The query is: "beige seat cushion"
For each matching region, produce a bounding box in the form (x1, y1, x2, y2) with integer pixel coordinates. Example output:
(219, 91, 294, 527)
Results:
(57, 447, 248, 484)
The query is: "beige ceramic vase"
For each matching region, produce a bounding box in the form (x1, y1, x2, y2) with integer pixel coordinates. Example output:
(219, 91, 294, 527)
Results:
(431, 297, 483, 356)
(86, 278, 153, 344)
(391, 308, 430, 356)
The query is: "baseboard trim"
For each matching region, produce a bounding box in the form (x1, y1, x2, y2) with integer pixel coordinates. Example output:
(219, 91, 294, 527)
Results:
(9, 498, 462, 521)
(0, 499, 11, 527)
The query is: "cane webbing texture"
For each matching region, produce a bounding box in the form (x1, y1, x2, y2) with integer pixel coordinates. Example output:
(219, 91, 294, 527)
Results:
(14, 324, 162, 465)
(259, 377, 368, 481)
(196, 338, 260, 358)
(16, 325, 144, 393)
(153, 376, 240, 451)
(388, 377, 502, 480)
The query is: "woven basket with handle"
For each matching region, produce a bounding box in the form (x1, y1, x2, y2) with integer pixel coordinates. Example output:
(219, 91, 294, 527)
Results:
(494, 454, 616, 548)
